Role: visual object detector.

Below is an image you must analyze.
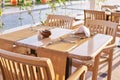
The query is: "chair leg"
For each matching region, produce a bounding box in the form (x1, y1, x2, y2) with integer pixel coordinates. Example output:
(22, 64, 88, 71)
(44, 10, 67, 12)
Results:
(92, 54, 100, 80)
(107, 50, 113, 80)
(79, 71, 86, 80)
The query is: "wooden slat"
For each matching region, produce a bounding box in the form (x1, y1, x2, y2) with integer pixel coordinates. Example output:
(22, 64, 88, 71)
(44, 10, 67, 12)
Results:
(45, 14, 74, 29)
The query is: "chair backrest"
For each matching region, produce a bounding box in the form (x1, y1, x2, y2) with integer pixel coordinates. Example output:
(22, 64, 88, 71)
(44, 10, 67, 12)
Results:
(111, 12, 120, 24)
(84, 10, 106, 25)
(37, 47, 68, 80)
(101, 5, 117, 10)
(0, 49, 55, 80)
(45, 14, 74, 29)
(37, 47, 88, 80)
(85, 20, 118, 43)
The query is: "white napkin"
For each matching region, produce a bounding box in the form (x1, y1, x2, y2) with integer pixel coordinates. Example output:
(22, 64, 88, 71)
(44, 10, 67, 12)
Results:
(74, 26, 90, 37)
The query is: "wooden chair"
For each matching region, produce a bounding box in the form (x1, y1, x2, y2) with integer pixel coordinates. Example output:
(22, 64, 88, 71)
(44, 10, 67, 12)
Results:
(86, 19, 118, 43)
(45, 14, 74, 29)
(111, 12, 120, 46)
(84, 10, 106, 25)
(0, 48, 87, 80)
(101, 5, 117, 11)
(72, 20, 118, 80)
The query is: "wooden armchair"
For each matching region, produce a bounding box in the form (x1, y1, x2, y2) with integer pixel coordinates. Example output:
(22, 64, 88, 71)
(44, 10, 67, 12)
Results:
(84, 10, 106, 25)
(111, 12, 120, 38)
(37, 47, 88, 80)
(72, 20, 118, 80)
(0, 48, 87, 80)
(45, 14, 74, 29)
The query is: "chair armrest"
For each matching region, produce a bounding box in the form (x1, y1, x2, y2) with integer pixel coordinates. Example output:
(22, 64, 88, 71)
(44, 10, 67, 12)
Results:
(67, 65, 87, 80)
(68, 54, 92, 61)
(103, 43, 116, 50)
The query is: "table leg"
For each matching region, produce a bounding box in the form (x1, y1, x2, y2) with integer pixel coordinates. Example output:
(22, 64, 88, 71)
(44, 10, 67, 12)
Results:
(65, 57, 72, 79)
(107, 49, 113, 80)
(92, 53, 100, 80)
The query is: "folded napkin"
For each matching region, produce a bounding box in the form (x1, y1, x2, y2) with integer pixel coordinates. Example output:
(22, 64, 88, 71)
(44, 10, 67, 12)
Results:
(74, 25, 90, 37)
(102, 8, 111, 12)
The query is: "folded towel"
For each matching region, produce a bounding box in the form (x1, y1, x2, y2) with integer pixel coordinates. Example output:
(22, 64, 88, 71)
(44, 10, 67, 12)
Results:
(74, 26, 90, 37)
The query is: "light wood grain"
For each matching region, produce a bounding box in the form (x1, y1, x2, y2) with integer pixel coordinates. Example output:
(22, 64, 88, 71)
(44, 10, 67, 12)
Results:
(45, 14, 74, 29)
(84, 10, 106, 25)
(0, 48, 88, 80)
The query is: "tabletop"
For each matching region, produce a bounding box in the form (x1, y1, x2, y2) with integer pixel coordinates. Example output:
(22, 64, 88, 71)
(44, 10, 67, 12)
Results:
(15, 28, 113, 58)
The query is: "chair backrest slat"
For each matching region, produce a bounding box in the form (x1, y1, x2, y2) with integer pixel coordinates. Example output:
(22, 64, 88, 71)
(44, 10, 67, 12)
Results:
(45, 14, 74, 29)
(84, 10, 106, 25)
(86, 20, 118, 43)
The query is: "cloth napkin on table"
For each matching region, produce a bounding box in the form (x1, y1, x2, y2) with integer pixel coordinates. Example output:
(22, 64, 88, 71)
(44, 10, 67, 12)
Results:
(74, 25, 90, 37)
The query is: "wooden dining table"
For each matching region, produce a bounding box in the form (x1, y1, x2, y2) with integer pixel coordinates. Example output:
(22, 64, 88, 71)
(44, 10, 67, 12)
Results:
(0, 26, 113, 80)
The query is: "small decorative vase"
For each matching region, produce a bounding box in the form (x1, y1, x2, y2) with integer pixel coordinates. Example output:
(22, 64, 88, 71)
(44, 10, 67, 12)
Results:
(41, 30, 51, 38)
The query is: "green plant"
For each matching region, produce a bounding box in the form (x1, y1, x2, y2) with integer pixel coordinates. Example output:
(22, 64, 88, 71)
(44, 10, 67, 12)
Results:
(18, 3, 24, 25)
(48, 0, 66, 13)
(0, 8, 4, 29)
(25, 3, 35, 24)
(18, 2, 35, 25)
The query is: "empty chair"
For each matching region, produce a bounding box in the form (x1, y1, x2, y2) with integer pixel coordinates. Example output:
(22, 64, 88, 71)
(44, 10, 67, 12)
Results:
(86, 19, 118, 43)
(101, 5, 117, 11)
(84, 10, 106, 25)
(45, 14, 74, 29)
(0, 48, 87, 80)
(111, 12, 120, 46)
(111, 12, 120, 24)
(72, 20, 118, 80)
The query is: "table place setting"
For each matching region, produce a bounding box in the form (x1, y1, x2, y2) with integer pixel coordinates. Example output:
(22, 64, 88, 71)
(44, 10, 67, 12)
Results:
(43, 26, 91, 46)
(43, 37, 76, 47)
